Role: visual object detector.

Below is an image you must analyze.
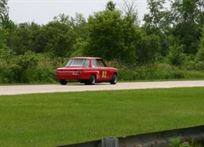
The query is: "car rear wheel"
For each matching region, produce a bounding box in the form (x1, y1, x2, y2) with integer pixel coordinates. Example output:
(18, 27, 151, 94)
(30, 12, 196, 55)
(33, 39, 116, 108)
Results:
(110, 74, 117, 85)
(59, 80, 67, 85)
(87, 75, 96, 85)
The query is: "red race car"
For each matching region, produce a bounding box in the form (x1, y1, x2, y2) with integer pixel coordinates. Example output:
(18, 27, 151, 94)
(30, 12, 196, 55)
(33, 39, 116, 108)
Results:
(56, 57, 118, 85)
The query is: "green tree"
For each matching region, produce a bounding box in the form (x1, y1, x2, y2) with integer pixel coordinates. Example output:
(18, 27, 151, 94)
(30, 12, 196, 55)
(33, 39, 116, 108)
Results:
(106, 1, 116, 11)
(171, 0, 204, 54)
(7, 23, 39, 54)
(196, 27, 204, 62)
(71, 13, 87, 39)
(33, 16, 75, 57)
(123, 0, 139, 25)
(0, 0, 8, 25)
(0, 0, 8, 48)
(0, 27, 6, 48)
(143, 0, 171, 56)
(136, 32, 161, 64)
(86, 2, 140, 63)
(144, 0, 171, 34)
(70, 13, 89, 56)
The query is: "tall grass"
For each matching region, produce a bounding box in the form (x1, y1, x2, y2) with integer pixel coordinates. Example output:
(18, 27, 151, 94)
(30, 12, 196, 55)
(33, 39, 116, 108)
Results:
(107, 61, 204, 81)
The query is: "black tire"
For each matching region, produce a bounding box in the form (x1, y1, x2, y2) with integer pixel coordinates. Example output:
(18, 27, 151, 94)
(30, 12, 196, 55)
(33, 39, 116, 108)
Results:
(80, 80, 85, 83)
(110, 74, 117, 85)
(88, 75, 96, 85)
(59, 80, 67, 85)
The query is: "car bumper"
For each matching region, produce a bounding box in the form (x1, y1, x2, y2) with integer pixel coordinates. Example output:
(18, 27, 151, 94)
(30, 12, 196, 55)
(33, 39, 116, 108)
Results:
(56, 71, 89, 81)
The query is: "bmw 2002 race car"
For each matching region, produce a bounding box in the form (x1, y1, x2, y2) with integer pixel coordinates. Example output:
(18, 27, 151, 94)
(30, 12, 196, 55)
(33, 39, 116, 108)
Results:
(56, 57, 118, 85)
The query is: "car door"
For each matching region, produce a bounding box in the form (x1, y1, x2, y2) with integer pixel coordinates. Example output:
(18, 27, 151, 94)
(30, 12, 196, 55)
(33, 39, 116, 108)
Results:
(96, 59, 109, 81)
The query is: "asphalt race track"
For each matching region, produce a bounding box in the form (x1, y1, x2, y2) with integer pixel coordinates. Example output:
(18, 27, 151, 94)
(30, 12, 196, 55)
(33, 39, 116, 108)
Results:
(0, 80, 204, 95)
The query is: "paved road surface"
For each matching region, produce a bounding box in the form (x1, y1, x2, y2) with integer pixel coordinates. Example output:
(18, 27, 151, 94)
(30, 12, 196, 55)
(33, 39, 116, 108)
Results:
(0, 81, 204, 95)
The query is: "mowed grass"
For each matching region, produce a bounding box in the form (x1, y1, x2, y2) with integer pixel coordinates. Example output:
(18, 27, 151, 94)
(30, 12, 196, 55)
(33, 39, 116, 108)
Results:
(0, 88, 204, 147)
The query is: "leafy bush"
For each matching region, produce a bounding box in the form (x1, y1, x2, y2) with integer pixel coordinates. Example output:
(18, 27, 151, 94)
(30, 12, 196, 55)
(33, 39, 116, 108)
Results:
(193, 61, 204, 71)
(168, 44, 185, 67)
(0, 49, 67, 84)
(169, 138, 203, 147)
(136, 33, 161, 64)
(169, 138, 191, 147)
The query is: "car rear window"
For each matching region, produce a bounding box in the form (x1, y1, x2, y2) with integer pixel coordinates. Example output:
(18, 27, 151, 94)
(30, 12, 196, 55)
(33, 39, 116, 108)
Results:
(66, 59, 88, 67)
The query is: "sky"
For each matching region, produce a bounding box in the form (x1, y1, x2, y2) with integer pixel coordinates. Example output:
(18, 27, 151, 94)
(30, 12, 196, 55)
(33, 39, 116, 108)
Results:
(8, 0, 148, 25)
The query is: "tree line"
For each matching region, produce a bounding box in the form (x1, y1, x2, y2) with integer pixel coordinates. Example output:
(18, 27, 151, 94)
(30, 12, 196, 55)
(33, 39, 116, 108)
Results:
(0, 0, 204, 83)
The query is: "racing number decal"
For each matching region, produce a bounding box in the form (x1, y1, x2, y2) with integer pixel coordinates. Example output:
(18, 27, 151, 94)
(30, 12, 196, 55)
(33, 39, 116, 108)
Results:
(102, 71, 107, 78)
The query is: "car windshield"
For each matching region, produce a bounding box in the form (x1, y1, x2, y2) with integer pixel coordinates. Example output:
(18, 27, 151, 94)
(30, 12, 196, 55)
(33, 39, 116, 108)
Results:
(66, 59, 88, 67)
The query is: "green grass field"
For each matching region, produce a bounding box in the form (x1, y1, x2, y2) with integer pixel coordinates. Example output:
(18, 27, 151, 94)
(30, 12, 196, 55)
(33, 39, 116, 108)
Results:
(0, 88, 204, 147)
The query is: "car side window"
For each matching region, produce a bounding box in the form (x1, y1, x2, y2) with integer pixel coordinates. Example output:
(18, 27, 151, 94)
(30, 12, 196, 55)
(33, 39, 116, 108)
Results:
(83, 59, 89, 68)
(92, 59, 107, 67)
(92, 59, 97, 67)
(96, 59, 106, 67)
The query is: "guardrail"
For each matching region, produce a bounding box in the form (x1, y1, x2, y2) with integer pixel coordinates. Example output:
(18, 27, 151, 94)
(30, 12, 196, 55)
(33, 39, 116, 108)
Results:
(58, 125, 204, 147)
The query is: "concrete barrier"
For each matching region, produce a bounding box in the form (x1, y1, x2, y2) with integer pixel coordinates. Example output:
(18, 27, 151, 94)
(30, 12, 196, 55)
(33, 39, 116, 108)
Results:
(58, 125, 204, 147)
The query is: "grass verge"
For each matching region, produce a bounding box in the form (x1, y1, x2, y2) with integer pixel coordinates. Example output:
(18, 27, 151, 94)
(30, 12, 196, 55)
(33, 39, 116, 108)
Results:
(0, 88, 204, 147)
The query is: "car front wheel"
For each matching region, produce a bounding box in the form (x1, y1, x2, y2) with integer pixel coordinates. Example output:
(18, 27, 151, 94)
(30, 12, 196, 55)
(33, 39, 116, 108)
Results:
(110, 74, 117, 85)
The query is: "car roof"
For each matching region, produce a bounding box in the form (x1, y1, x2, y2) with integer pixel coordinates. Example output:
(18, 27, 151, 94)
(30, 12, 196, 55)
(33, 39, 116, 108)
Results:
(71, 57, 102, 60)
